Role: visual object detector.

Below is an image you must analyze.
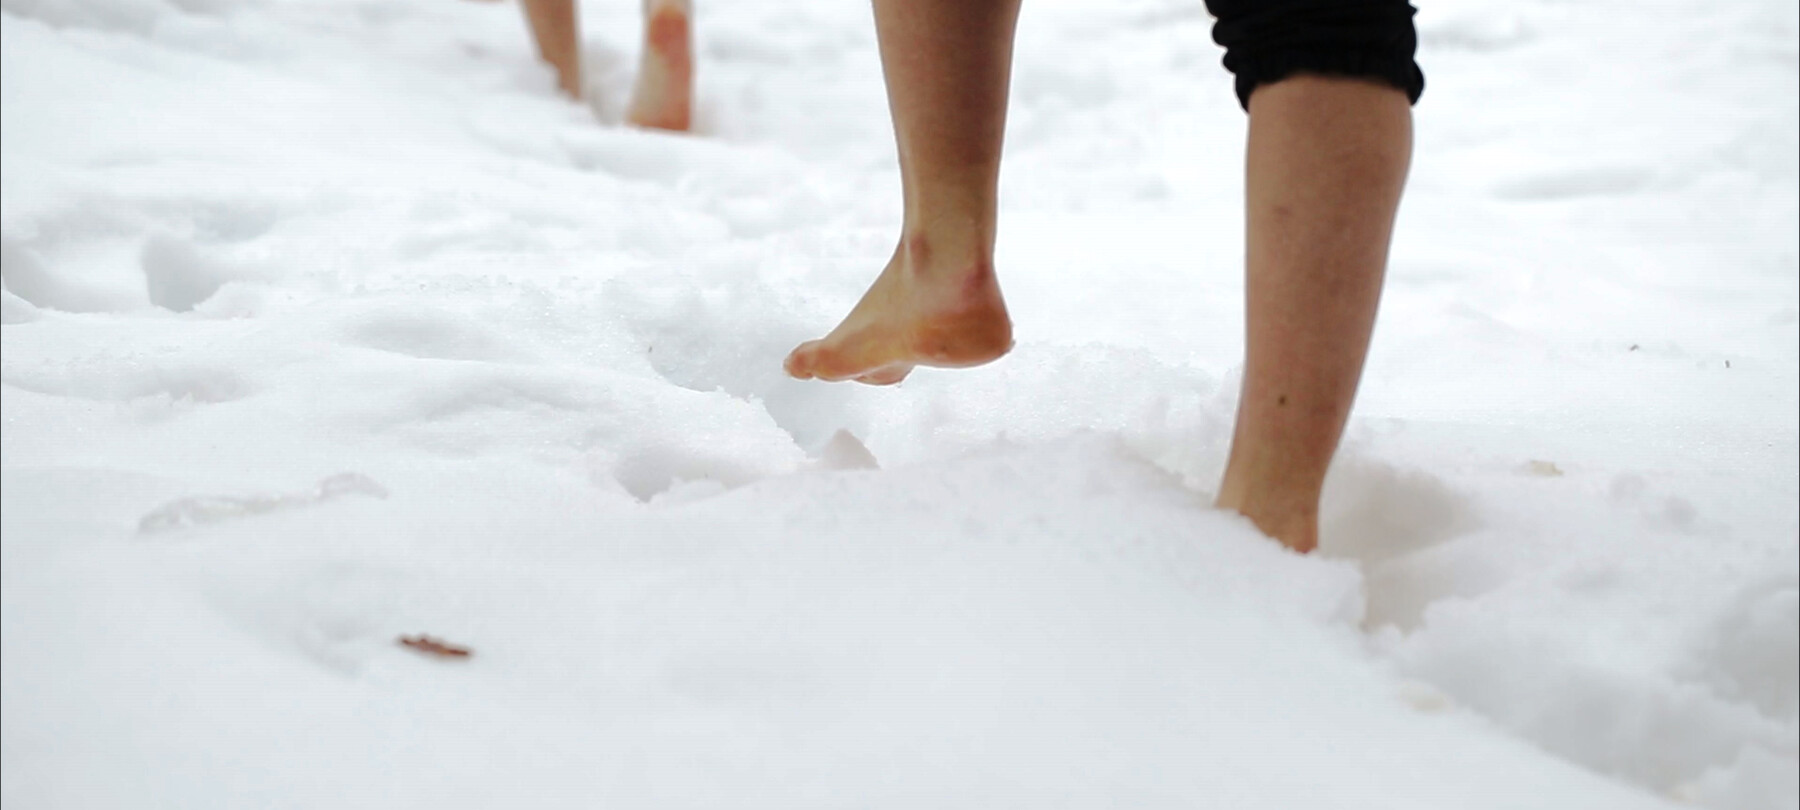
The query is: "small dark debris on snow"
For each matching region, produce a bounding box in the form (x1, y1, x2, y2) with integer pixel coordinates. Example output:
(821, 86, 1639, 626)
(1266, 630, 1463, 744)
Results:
(399, 634, 473, 659)
(1629, 344, 1640, 352)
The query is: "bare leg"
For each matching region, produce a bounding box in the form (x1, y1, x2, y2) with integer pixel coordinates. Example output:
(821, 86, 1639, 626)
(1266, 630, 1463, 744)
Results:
(1215, 75, 1413, 553)
(521, 0, 581, 98)
(783, 0, 1020, 385)
(626, 0, 694, 131)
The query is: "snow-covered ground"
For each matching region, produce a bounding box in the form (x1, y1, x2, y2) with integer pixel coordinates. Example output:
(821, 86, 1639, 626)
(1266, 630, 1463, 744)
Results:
(2, 0, 1795, 805)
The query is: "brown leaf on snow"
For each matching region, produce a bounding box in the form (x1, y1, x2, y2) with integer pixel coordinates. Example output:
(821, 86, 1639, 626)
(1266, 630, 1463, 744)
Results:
(398, 634, 473, 659)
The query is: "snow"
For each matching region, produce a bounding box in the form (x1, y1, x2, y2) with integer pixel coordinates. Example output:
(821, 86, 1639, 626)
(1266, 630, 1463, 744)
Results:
(1, 0, 1794, 806)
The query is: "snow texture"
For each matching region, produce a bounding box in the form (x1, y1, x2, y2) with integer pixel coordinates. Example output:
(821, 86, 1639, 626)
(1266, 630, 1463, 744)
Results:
(2, 0, 1796, 807)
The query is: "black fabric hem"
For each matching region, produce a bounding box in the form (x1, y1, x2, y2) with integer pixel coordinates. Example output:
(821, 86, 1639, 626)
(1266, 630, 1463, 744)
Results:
(1228, 48, 1425, 110)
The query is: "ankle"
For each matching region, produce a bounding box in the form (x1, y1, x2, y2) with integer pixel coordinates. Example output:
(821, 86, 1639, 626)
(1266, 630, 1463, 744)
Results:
(1252, 509, 1319, 554)
(900, 230, 994, 283)
(1217, 478, 1321, 553)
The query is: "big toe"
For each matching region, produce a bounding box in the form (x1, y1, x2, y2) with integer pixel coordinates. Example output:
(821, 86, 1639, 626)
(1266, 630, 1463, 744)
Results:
(784, 342, 821, 379)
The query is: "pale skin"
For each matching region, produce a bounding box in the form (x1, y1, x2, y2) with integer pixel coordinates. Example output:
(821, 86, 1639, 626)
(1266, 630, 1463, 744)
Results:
(519, 0, 693, 131)
(784, 0, 1413, 552)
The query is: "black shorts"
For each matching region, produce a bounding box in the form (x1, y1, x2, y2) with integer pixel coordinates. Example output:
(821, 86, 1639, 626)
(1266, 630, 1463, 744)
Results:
(1205, 0, 1425, 109)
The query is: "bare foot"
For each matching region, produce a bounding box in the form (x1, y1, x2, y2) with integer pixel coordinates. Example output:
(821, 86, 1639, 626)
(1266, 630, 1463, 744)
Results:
(785, 241, 1013, 385)
(519, 0, 581, 98)
(626, 0, 692, 132)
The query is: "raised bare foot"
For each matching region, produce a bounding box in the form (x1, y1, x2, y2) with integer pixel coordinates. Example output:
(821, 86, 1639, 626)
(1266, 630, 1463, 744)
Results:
(785, 240, 1013, 386)
(625, 0, 692, 132)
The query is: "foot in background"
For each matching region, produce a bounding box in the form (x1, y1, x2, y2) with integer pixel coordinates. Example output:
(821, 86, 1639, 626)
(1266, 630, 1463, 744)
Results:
(626, 0, 693, 131)
(520, 0, 582, 98)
